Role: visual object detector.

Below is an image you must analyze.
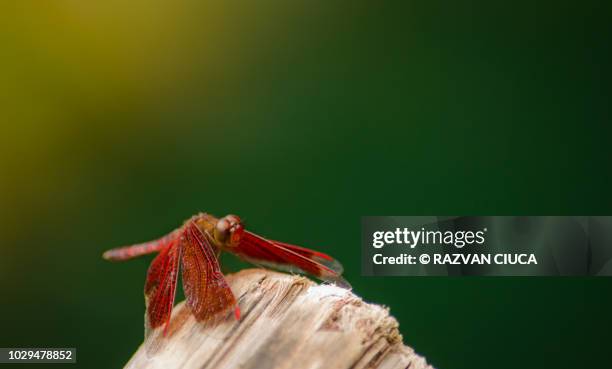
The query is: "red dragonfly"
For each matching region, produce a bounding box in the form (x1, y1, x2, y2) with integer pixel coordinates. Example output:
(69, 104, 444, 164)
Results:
(103, 213, 348, 336)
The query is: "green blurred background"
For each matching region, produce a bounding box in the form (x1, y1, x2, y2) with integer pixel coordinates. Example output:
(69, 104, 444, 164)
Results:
(1, 1, 611, 368)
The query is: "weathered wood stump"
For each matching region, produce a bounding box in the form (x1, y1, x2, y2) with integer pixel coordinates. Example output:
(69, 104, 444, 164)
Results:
(126, 269, 433, 369)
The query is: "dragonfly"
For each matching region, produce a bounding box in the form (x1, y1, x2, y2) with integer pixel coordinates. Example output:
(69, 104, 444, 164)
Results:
(103, 213, 348, 337)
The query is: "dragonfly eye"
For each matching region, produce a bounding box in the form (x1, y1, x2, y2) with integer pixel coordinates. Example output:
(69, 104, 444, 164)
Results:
(214, 218, 231, 243)
(215, 214, 243, 246)
(229, 224, 244, 246)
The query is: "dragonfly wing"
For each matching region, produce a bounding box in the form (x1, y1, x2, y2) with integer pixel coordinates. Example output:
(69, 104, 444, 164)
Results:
(267, 239, 344, 275)
(144, 236, 181, 337)
(232, 231, 350, 289)
(181, 222, 238, 321)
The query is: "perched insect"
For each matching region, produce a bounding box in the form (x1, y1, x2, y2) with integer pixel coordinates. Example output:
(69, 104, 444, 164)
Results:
(103, 213, 348, 337)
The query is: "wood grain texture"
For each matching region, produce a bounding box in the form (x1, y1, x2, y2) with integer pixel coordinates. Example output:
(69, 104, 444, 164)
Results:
(126, 269, 434, 369)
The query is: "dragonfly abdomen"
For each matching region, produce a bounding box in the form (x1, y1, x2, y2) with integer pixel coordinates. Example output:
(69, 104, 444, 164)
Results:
(103, 236, 170, 261)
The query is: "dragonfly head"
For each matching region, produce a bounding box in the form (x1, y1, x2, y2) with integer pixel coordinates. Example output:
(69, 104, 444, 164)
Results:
(214, 214, 244, 247)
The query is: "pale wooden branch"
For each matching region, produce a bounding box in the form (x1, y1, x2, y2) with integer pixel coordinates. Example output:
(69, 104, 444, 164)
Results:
(126, 269, 434, 369)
